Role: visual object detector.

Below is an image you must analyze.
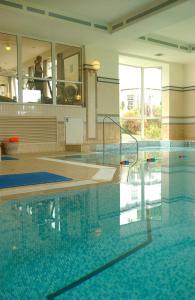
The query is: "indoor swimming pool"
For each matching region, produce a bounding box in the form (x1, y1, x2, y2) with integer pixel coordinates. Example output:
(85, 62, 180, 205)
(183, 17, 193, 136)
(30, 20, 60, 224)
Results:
(0, 149, 195, 299)
(55, 146, 195, 166)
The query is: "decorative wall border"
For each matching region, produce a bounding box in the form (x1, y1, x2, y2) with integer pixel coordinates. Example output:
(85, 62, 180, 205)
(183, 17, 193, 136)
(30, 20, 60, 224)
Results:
(162, 116, 195, 124)
(162, 86, 195, 92)
(97, 114, 119, 123)
(97, 77, 119, 84)
(162, 165, 195, 173)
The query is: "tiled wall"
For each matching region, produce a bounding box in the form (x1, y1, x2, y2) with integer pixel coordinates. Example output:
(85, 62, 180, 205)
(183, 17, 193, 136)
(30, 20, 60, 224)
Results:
(85, 75, 120, 145)
(0, 103, 86, 121)
(0, 103, 86, 153)
(85, 114, 120, 145)
(161, 87, 194, 140)
(0, 102, 120, 153)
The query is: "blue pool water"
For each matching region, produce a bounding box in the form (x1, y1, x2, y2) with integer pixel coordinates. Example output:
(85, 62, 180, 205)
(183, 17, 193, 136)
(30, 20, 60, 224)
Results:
(0, 150, 195, 299)
(56, 146, 195, 166)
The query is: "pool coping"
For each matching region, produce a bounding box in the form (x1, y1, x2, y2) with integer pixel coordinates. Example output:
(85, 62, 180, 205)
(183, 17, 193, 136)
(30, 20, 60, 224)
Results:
(0, 157, 117, 198)
(38, 157, 116, 181)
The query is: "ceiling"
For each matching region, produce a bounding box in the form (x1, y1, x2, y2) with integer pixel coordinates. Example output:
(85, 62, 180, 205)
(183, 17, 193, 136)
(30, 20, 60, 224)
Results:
(21, 0, 161, 24)
(0, 0, 195, 64)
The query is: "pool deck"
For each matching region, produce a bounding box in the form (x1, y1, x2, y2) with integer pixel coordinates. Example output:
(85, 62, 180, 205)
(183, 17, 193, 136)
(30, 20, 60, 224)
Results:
(0, 151, 118, 203)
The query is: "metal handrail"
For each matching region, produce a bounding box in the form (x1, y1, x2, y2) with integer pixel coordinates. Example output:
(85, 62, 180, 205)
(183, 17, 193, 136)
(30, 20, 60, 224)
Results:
(102, 116, 138, 164)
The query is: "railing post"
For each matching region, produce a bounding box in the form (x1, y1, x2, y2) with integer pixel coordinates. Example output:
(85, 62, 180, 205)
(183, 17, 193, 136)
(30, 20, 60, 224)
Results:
(119, 127, 122, 162)
(103, 118, 105, 164)
(102, 115, 138, 165)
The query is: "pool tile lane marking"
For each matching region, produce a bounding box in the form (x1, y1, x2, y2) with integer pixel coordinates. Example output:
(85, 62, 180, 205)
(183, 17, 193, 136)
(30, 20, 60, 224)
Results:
(47, 210, 152, 300)
(38, 157, 116, 181)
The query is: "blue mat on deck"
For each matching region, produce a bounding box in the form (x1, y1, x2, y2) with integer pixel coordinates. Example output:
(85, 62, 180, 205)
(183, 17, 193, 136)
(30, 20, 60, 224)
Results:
(1, 156, 18, 161)
(0, 172, 72, 189)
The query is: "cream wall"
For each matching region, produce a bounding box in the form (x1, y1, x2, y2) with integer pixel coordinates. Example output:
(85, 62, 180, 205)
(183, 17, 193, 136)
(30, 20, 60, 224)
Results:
(183, 63, 195, 140)
(162, 62, 195, 140)
(85, 45, 119, 114)
(97, 82, 119, 115)
(169, 63, 184, 87)
(162, 63, 184, 140)
(84, 45, 120, 144)
(85, 45, 118, 78)
(183, 62, 195, 86)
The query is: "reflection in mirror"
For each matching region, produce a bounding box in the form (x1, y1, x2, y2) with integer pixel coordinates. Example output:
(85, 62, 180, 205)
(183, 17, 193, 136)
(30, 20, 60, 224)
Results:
(0, 31, 83, 106)
(22, 37, 52, 104)
(55, 43, 82, 105)
(0, 32, 18, 103)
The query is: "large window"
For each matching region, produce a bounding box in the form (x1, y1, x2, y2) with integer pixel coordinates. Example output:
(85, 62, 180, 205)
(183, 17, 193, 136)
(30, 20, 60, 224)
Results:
(119, 65, 161, 140)
(22, 37, 52, 104)
(0, 32, 83, 105)
(0, 32, 18, 103)
(144, 68, 161, 139)
(55, 44, 82, 105)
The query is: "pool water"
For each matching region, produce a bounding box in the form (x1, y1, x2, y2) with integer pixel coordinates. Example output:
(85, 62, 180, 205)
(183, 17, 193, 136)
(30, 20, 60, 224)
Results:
(56, 149, 160, 166)
(56, 146, 195, 166)
(0, 150, 195, 299)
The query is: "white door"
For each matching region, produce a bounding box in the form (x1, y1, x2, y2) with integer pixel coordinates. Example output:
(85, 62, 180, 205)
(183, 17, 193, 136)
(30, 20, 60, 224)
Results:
(65, 117, 84, 144)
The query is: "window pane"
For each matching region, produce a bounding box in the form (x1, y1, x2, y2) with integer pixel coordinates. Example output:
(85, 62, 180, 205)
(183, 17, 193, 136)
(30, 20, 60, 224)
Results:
(120, 65, 141, 118)
(22, 79, 52, 104)
(22, 37, 52, 104)
(144, 119, 161, 140)
(55, 43, 82, 105)
(121, 118, 141, 140)
(144, 68, 161, 117)
(56, 82, 82, 105)
(0, 32, 18, 103)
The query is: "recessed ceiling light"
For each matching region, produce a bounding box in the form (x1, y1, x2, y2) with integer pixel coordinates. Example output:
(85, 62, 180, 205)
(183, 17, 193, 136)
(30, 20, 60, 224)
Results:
(154, 53, 163, 56)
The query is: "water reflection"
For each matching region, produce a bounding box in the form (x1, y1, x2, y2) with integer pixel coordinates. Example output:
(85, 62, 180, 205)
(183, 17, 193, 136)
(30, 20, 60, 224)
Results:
(120, 153, 162, 225)
(120, 150, 195, 226)
(0, 184, 149, 298)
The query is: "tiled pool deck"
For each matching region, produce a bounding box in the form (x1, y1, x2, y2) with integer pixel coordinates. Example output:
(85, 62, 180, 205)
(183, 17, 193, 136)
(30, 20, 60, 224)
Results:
(0, 151, 118, 203)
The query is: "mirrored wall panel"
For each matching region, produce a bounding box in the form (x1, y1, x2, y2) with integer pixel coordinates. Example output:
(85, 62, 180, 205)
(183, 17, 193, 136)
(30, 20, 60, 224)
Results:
(0, 32, 83, 106)
(55, 43, 82, 105)
(0, 32, 18, 103)
(22, 37, 52, 104)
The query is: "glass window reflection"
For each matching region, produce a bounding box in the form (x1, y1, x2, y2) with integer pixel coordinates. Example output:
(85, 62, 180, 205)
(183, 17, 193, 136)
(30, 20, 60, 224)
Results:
(0, 32, 18, 103)
(56, 43, 82, 105)
(22, 37, 52, 104)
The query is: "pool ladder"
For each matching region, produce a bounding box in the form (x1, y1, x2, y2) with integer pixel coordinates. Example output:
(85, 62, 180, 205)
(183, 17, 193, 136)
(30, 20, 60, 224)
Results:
(102, 116, 138, 167)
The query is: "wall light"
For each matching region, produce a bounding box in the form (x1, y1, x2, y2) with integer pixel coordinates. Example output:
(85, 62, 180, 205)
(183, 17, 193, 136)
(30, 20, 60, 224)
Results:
(5, 44, 11, 51)
(92, 60, 100, 70)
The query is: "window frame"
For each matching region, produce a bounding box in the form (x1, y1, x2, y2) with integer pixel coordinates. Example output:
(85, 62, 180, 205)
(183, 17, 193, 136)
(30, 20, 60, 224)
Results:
(119, 64, 162, 140)
(0, 31, 84, 106)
